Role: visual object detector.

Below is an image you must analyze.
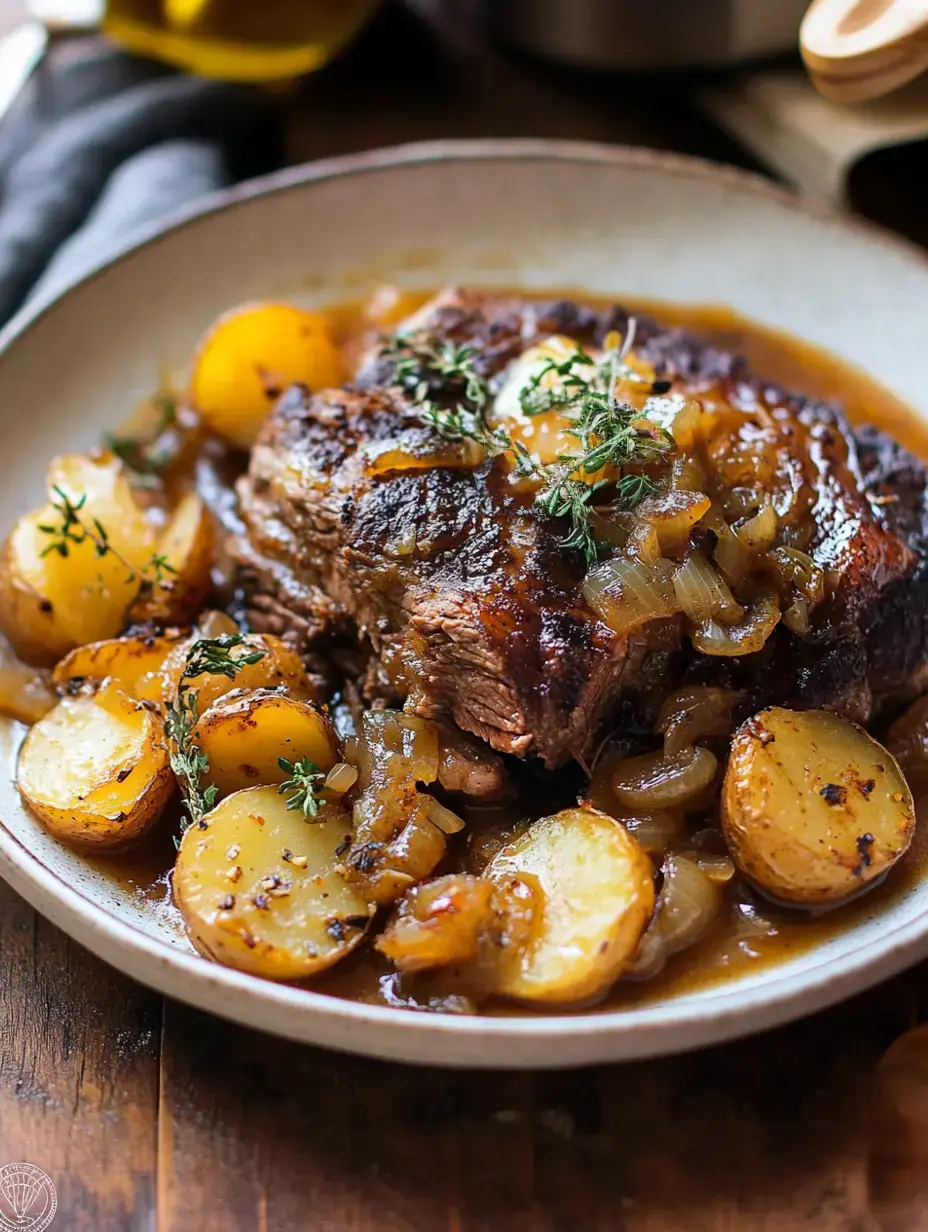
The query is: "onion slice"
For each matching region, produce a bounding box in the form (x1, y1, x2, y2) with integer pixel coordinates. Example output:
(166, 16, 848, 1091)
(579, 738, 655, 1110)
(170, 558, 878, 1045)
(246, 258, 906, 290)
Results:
(583, 557, 680, 638)
(690, 597, 781, 657)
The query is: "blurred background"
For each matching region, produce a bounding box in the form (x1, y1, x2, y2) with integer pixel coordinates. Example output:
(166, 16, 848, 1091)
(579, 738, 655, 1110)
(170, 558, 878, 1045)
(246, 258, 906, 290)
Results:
(0, 0, 926, 330)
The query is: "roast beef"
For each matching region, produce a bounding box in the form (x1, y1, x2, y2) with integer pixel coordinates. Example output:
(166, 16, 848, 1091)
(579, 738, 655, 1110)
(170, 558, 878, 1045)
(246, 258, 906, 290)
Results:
(232, 288, 928, 767)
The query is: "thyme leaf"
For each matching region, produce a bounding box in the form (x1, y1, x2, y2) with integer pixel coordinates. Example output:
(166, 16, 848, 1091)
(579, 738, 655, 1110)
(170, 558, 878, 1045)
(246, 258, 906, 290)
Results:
(165, 635, 267, 832)
(278, 756, 325, 819)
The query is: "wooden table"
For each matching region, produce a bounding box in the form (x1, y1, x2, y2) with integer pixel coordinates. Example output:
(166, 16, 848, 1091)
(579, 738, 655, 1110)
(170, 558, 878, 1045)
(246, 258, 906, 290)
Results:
(4, 5, 928, 1229)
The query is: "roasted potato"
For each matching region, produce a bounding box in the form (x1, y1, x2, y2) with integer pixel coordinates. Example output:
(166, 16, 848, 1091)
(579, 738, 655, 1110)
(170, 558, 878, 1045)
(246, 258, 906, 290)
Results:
(0, 632, 56, 723)
(0, 452, 158, 664)
(722, 707, 915, 906)
(130, 491, 215, 625)
(190, 302, 346, 450)
(485, 806, 655, 1005)
(53, 629, 188, 703)
(174, 785, 373, 979)
(17, 684, 173, 848)
(161, 631, 313, 713)
(192, 689, 339, 798)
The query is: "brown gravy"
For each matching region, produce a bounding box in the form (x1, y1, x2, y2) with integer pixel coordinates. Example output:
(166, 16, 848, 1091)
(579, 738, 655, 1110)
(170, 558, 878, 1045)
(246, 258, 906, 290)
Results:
(49, 291, 928, 1012)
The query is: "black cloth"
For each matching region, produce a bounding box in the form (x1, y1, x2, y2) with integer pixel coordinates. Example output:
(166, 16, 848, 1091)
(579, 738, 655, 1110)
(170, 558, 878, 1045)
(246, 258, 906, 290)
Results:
(0, 37, 280, 325)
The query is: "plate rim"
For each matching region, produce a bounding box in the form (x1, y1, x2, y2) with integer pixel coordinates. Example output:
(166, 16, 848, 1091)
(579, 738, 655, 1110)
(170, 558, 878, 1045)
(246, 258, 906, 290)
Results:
(3, 137, 928, 1065)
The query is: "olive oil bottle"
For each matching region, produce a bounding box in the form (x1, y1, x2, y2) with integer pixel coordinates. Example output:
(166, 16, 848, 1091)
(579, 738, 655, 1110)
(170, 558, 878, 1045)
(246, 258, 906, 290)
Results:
(102, 0, 379, 81)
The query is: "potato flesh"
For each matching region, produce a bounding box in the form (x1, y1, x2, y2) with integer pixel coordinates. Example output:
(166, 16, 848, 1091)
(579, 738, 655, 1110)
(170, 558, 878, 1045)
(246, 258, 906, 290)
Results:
(17, 686, 172, 848)
(192, 690, 339, 798)
(174, 786, 372, 980)
(722, 707, 916, 906)
(190, 302, 346, 450)
(486, 807, 655, 1005)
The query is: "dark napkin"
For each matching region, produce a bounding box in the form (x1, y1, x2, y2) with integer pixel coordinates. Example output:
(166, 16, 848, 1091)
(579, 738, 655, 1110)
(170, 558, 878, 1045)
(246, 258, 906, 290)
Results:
(0, 36, 281, 325)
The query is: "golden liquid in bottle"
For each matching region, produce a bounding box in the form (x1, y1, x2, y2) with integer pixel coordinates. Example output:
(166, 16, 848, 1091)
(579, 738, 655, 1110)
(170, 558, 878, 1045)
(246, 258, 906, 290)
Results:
(103, 0, 379, 82)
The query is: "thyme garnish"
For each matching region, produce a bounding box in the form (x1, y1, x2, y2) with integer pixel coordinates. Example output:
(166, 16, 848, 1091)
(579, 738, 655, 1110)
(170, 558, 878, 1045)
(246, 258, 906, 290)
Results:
(380, 326, 673, 565)
(37, 485, 177, 593)
(104, 391, 178, 475)
(165, 634, 267, 832)
(278, 756, 325, 819)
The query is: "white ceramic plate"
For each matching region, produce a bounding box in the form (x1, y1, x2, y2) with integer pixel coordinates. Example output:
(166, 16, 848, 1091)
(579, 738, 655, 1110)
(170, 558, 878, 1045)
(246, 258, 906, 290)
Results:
(2, 139, 928, 1069)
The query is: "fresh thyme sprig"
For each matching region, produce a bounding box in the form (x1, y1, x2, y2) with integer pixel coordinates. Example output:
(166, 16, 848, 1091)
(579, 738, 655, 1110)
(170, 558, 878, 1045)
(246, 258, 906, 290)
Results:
(278, 756, 325, 819)
(165, 635, 268, 832)
(380, 325, 674, 566)
(37, 485, 177, 593)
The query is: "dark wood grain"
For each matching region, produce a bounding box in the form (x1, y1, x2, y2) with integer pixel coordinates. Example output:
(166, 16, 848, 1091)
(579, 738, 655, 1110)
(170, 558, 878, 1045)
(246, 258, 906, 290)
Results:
(154, 977, 926, 1232)
(0, 879, 160, 1230)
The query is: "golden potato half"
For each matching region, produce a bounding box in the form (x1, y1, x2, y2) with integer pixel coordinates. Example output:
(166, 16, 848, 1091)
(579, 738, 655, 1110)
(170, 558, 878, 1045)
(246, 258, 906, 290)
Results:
(53, 630, 187, 703)
(722, 707, 915, 906)
(0, 452, 156, 664)
(486, 806, 655, 1005)
(130, 491, 215, 625)
(161, 631, 313, 714)
(17, 685, 173, 849)
(190, 302, 346, 450)
(192, 689, 339, 799)
(174, 786, 373, 980)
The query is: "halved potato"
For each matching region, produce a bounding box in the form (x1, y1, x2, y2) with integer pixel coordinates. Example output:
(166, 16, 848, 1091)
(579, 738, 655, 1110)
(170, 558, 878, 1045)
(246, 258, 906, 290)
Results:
(722, 707, 915, 906)
(192, 689, 339, 798)
(485, 806, 655, 1005)
(53, 629, 188, 703)
(131, 491, 215, 624)
(0, 452, 157, 664)
(174, 785, 373, 979)
(190, 302, 346, 450)
(17, 684, 173, 848)
(161, 631, 313, 713)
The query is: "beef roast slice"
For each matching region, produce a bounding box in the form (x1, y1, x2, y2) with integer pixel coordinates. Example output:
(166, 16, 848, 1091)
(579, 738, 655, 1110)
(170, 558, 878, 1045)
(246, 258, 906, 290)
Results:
(233, 288, 928, 765)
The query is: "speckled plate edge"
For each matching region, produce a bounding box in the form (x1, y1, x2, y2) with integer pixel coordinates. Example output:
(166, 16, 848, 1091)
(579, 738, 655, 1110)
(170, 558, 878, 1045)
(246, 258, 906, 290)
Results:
(1, 138, 927, 1068)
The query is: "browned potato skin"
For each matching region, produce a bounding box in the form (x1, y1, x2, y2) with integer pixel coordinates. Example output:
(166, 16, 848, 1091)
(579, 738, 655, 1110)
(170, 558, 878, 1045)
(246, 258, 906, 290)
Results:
(722, 707, 916, 907)
(17, 689, 174, 849)
(191, 688, 339, 798)
(53, 630, 188, 702)
(0, 534, 72, 666)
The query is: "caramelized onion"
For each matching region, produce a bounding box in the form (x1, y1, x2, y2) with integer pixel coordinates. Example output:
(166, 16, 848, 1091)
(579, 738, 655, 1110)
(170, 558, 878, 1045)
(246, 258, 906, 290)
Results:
(690, 598, 780, 657)
(671, 454, 706, 493)
(620, 811, 686, 854)
(656, 686, 742, 758)
(324, 762, 359, 794)
(782, 595, 810, 634)
(657, 853, 723, 954)
(611, 746, 718, 811)
(694, 852, 736, 884)
(626, 852, 723, 978)
(736, 503, 777, 553)
(703, 504, 752, 584)
(583, 557, 679, 637)
(673, 551, 744, 626)
(767, 546, 825, 605)
(634, 490, 711, 557)
(667, 398, 703, 452)
(427, 797, 467, 835)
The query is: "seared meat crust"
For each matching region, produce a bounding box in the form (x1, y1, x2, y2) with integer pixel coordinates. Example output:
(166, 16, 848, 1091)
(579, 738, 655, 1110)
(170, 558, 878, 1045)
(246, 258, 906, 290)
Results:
(234, 289, 928, 764)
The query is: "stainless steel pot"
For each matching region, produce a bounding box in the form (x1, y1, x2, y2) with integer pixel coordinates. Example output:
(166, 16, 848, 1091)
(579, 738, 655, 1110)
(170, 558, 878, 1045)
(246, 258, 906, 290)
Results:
(483, 0, 810, 69)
